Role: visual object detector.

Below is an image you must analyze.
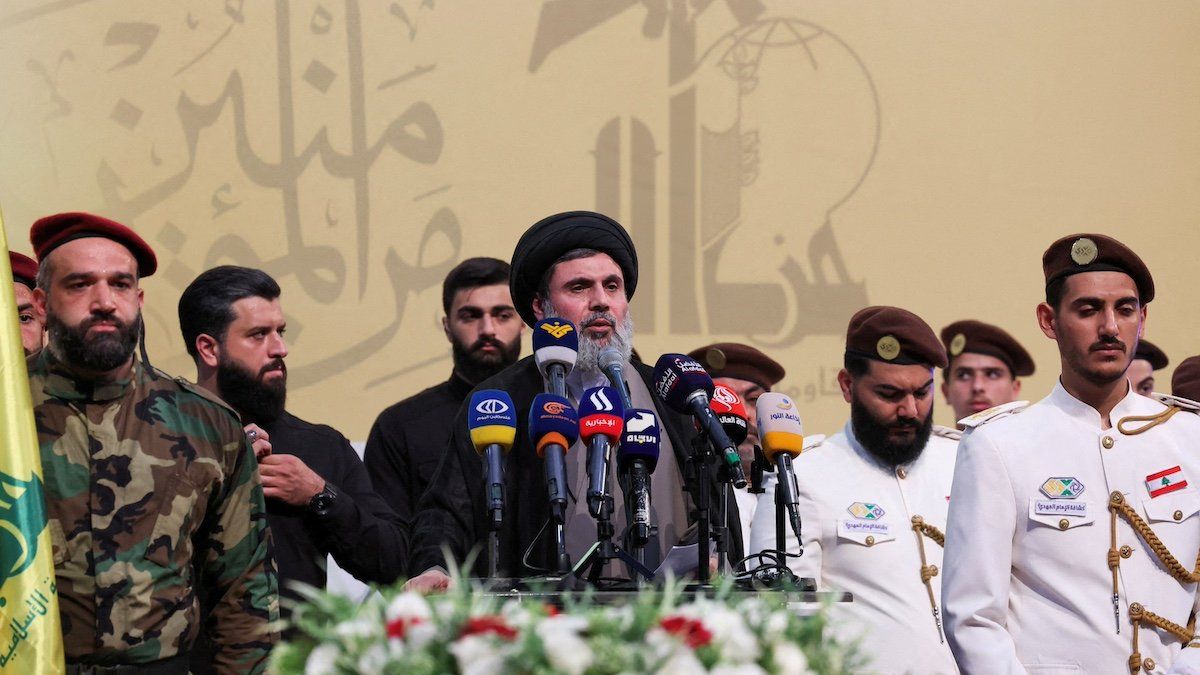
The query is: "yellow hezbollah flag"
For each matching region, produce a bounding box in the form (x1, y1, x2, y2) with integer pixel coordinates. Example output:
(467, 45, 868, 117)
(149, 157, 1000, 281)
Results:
(0, 217, 64, 673)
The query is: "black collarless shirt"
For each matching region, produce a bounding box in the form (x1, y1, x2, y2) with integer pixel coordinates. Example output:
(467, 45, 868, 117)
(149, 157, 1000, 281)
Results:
(261, 411, 408, 610)
(364, 371, 473, 530)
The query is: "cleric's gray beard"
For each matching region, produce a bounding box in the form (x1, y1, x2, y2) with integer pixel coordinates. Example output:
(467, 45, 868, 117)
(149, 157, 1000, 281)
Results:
(541, 301, 634, 373)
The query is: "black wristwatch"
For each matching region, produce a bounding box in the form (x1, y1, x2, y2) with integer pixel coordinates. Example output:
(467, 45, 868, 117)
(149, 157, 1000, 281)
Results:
(307, 482, 338, 516)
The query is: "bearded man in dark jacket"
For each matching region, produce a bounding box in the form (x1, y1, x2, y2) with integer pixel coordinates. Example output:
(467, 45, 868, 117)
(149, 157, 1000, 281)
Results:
(406, 211, 743, 591)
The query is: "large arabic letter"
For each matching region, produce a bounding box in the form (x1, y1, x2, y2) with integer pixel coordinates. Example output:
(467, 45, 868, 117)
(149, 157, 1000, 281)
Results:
(385, 101, 443, 165)
(104, 22, 159, 71)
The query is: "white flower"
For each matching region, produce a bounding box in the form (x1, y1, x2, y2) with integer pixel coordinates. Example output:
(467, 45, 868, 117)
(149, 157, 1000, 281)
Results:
(357, 643, 390, 672)
(679, 603, 759, 664)
(711, 665, 768, 675)
(385, 591, 432, 622)
(656, 649, 705, 674)
(335, 615, 380, 640)
(773, 643, 811, 674)
(536, 615, 593, 675)
(406, 619, 438, 649)
(449, 634, 507, 675)
(763, 611, 789, 642)
(305, 643, 340, 675)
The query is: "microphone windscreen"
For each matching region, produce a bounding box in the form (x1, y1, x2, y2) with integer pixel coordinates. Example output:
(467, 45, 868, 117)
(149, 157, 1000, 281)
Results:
(529, 393, 579, 457)
(755, 392, 805, 461)
(652, 353, 714, 413)
(618, 408, 661, 472)
(598, 345, 623, 373)
(532, 318, 578, 377)
(711, 384, 749, 446)
(578, 386, 624, 442)
(468, 390, 517, 453)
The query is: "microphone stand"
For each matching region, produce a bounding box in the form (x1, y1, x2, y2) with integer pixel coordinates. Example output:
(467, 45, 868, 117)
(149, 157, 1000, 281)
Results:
(543, 367, 571, 575)
(713, 461, 732, 576)
(619, 461, 653, 567)
(575, 479, 653, 585)
(690, 432, 714, 586)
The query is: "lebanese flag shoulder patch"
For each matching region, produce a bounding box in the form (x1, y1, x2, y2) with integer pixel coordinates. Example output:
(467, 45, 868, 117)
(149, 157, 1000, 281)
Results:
(1145, 466, 1188, 498)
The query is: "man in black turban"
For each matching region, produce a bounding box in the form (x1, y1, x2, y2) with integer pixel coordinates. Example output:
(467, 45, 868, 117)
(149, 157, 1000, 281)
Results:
(406, 211, 743, 590)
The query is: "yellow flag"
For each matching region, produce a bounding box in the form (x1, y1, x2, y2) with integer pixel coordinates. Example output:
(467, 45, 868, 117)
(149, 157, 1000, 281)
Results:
(0, 218, 64, 673)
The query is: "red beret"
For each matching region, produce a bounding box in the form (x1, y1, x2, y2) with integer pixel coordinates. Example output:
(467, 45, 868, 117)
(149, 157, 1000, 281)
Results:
(941, 320, 1035, 377)
(846, 306, 947, 369)
(1133, 339, 1169, 371)
(1172, 356, 1200, 401)
(9, 251, 38, 288)
(687, 342, 786, 390)
(30, 212, 157, 277)
(1042, 233, 1153, 304)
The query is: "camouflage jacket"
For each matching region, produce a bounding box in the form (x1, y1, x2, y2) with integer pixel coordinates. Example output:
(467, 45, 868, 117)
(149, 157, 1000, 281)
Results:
(27, 351, 279, 672)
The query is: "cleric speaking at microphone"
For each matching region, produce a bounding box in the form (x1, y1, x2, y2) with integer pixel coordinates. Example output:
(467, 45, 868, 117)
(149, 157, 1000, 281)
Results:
(407, 211, 743, 592)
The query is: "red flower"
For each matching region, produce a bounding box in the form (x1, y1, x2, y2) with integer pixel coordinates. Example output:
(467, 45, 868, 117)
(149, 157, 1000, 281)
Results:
(461, 615, 518, 641)
(659, 615, 713, 649)
(544, 604, 560, 617)
(386, 616, 423, 639)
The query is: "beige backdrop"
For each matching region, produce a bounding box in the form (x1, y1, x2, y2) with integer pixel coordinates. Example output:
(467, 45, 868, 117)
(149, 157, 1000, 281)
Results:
(2, 1, 1197, 440)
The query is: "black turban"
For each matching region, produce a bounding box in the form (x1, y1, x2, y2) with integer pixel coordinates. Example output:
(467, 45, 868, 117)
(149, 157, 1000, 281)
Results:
(509, 211, 638, 327)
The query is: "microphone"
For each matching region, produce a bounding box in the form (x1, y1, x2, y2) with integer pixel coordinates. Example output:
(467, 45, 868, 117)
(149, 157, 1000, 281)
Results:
(755, 392, 805, 541)
(533, 318, 578, 397)
(467, 390, 517, 529)
(710, 383, 749, 448)
(529, 393, 579, 523)
(578, 386, 625, 518)
(598, 346, 633, 408)
(619, 409, 661, 542)
(651, 354, 748, 488)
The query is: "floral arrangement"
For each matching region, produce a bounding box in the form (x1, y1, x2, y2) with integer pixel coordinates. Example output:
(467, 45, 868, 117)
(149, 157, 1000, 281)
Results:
(269, 573, 858, 675)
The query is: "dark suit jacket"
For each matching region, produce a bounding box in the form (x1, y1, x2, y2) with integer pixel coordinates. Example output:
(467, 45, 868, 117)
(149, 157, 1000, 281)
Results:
(410, 356, 744, 576)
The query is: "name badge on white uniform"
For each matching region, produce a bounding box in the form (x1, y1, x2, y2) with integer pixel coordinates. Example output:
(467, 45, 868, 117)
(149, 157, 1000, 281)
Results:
(1033, 499, 1088, 517)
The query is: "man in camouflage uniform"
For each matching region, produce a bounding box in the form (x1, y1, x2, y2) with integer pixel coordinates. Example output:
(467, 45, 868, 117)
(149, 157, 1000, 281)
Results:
(26, 212, 278, 673)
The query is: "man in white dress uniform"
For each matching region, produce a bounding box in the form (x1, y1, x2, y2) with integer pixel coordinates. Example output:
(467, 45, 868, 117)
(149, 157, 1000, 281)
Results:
(943, 233, 1200, 674)
(750, 306, 960, 674)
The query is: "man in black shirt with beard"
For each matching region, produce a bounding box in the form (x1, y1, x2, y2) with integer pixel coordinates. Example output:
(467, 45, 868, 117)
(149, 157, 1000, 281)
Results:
(178, 266, 408, 614)
(364, 258, 523, 531)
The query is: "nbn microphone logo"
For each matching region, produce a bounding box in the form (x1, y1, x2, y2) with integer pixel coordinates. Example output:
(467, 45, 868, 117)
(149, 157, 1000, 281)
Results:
(476, 398, 510, 415)
(588, 389, 614, 412)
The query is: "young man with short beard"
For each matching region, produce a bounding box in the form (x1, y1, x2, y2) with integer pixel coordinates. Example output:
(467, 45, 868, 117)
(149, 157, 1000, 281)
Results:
(24, 213, 277, 673)
(749, 306, 960, 675)
(939, 319, 1035, 427)
(943, 235, 1200, 674)
(364, 257, 523, 529)
(10, 250, 44, 356)
(406, 211, 741, 592)
(178, 265, 409, 616)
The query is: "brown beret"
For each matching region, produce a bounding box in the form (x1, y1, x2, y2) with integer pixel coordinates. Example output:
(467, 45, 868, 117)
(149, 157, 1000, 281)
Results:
(1172, 356, 1200, 401)
(846, 306, 947, 369)
(30, 212, 157, 277)
(941, 320, 1035, 377)
(687, 342, 786, 390)
(509, 211, 636, 327)
(9, 251, 38, 288)
(1133, 339, 1169, 371)
(1042, 233, 1153, 304)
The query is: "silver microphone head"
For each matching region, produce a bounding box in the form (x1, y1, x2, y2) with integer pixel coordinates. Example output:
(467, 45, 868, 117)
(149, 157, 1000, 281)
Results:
(599, 346, 624, 373)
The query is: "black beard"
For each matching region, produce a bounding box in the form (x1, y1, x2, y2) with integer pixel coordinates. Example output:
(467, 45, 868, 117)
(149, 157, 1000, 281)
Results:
(850, 399, 933, 468)
(47, 311, 141, 373)
(216, 357, 287, 424)
(451, 335, 520, 385)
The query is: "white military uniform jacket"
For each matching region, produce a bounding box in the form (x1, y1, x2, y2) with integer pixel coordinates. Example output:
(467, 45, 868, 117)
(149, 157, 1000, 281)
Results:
(749, 421, 960, 674)
(943, 383, 1200, 674)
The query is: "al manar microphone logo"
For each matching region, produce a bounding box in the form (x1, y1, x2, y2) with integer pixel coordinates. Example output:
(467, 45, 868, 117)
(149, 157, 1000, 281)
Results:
(540, 321, 574, 339)
(476, 398, 510, 415)
(588, 389, 615, 412)
(712, 384, 740, 407)
(542, 400, 567, 415)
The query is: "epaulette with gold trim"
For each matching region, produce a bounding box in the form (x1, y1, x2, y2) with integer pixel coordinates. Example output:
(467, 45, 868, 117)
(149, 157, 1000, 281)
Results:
(802, 434, 826, 452)
(1150, 392, 1200, 414)
(932, 424, 962, 441)
(958, 400, 1030, 429)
